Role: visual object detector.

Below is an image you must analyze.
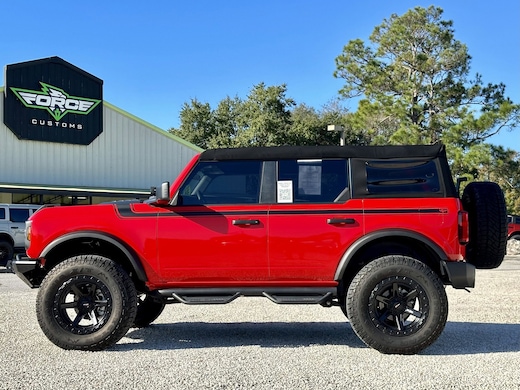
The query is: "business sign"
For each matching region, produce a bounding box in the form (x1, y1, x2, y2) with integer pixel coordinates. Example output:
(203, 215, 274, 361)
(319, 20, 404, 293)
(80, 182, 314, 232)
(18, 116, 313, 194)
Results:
(3, 56, 103, 145)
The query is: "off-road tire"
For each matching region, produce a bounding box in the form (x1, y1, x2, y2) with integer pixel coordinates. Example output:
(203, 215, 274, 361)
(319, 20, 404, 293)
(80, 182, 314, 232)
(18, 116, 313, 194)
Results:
(462, 182, 507, 269)
(346, 255, 448, 355)
(0, 240, 14, 264)
(133, 294, 165, 328)
(36, 255, 137, 351)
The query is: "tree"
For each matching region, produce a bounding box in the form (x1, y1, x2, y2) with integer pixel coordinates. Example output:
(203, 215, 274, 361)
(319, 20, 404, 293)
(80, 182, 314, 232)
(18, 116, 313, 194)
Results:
(173, 99, 216, 150)
(334, 5, 520, 212)
(170, 83, 296, 148)
(485, 146, 520, 214)
(170, 84, 362, 148)
(334, 5, 519, 147)
(234, 83, 295, 147)
(284, 100, 367, 146)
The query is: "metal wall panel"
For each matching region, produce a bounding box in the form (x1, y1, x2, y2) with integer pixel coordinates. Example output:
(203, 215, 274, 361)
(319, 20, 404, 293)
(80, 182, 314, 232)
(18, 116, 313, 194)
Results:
(0, 93, 201, 191)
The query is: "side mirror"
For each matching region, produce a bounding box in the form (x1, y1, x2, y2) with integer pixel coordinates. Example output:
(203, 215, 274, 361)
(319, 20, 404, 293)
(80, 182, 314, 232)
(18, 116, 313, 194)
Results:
(158, 182, 170, 201)
(149, 182, 171, 205)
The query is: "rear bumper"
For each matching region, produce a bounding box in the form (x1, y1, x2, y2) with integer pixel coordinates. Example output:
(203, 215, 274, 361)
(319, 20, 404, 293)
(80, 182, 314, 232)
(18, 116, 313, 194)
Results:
(441, 261, 475, 289)
(11, 255, 45, 288)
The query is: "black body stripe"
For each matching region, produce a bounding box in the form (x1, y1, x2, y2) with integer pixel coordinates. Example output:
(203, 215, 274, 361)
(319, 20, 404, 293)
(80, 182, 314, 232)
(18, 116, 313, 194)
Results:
(116, 205, 444, 218)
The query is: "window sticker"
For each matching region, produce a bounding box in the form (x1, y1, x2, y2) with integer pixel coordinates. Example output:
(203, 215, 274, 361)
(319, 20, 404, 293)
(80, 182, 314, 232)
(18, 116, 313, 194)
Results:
(277, 180, 293, 203)
(298, 164, 322, 195)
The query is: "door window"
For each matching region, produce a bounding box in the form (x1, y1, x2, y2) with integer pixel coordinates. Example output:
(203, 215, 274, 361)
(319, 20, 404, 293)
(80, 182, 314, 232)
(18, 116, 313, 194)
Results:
(277, 159, 348, 203)
(178, 160, 262, 205)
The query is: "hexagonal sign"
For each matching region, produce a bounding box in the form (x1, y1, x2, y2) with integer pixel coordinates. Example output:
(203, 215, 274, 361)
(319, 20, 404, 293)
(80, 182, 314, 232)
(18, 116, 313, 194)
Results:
(3, 56, 103, 145)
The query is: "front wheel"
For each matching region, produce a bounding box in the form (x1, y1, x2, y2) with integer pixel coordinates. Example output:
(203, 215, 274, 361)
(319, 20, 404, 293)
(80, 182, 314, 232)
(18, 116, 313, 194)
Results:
(346, 255, 448, 354)
(36, 255, 137, 351)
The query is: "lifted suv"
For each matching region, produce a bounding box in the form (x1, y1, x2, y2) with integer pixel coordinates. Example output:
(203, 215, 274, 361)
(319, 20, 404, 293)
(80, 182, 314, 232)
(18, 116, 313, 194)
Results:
(12, 144, 507, 354)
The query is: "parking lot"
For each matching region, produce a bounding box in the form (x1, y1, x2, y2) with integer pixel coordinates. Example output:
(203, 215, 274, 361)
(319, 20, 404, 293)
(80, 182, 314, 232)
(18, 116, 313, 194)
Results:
(1, 257, 519, 390)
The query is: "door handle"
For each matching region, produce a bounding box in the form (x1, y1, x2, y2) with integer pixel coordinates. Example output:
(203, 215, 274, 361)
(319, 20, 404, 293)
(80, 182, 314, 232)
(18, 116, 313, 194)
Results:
(327, 218, 356, 225)
(232, 219, 260, 226)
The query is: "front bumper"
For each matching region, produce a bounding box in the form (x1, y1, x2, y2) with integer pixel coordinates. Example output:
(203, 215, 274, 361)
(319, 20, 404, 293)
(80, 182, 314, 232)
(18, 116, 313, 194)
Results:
(11, 255, 45, 288)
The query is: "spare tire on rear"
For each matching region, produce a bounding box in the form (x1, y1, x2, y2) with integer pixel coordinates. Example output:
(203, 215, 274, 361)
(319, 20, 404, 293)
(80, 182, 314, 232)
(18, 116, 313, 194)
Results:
(462, 182, 507, 269)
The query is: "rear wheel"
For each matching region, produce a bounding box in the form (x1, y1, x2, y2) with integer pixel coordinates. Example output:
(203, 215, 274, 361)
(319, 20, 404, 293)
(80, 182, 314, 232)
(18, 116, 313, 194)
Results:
(36, 255, 137, 351)
(346, 255, 448, 355)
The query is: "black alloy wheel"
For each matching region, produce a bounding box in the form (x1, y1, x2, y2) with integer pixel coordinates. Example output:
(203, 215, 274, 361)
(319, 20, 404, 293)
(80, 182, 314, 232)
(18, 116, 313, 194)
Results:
(53, 275, 113, 335)
(368, 275, 428, 336)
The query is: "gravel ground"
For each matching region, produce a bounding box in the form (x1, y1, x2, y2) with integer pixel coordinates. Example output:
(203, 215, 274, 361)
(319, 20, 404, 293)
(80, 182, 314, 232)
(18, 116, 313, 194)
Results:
(1, 257, 519, 390)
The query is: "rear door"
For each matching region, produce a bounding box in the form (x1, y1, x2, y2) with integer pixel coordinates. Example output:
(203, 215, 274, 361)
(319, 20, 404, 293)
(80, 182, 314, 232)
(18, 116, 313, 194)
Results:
(268, 158, 364, 282)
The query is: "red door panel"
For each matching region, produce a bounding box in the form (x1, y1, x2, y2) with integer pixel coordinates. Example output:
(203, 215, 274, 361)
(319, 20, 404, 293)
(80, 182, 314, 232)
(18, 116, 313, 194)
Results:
(157, 205, 268, 284)
(268, 200, 364, 281)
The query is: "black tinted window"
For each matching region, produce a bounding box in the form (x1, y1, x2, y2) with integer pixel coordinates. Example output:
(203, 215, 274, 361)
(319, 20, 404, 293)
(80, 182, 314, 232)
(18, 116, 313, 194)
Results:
(10, 208, 30, 222)
(366, 159, 440, 194)
(179, 160, 262, 205)
(0, 208, 5, 219)
(278, 159, 348, 203)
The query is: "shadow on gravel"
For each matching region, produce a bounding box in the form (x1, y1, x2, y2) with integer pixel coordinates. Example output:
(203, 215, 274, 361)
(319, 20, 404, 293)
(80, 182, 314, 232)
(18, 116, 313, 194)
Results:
(115, 320, 519, 355)
(117, 321, 365, 351)
(427, 322, 520, 355)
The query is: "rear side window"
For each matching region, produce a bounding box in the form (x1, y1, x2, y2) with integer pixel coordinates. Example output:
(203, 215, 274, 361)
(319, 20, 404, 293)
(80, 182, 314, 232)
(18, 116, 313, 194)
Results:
(277, 159, 348, 203)
(0, 208, 5, 220)
(10, 208, 30, 223)
(365, 159, 440, 195)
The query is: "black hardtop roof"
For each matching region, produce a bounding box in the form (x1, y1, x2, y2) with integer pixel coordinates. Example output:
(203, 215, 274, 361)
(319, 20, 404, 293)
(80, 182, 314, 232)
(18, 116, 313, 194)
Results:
(199, 144, 446, 161)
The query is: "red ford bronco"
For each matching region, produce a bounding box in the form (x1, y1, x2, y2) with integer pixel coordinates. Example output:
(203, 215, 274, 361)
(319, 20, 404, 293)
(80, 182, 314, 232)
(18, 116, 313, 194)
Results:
(12, 144, 507, 354)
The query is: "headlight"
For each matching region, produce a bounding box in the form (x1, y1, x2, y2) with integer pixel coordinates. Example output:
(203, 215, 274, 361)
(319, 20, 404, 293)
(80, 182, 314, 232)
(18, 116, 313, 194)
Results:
(25, 221, 32, 248)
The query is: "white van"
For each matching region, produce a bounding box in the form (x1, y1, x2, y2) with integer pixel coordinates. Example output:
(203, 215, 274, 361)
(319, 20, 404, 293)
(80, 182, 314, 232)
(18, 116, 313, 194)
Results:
(0, 204, 41, 265)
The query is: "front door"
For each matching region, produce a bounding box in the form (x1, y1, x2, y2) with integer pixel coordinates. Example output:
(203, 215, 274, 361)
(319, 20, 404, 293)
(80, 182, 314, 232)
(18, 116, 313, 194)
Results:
(157, 160, 269, 283)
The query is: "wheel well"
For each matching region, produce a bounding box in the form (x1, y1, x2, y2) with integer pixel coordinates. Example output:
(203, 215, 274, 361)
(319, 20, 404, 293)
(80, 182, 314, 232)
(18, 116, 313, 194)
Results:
(42, 236, 146, 290)
(337, 236, 444, 299)
(0, 233, 14, 246)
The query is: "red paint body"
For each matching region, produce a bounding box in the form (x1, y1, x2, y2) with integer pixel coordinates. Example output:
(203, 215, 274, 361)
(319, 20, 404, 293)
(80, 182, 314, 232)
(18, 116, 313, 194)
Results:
(27, 153, 466, 290)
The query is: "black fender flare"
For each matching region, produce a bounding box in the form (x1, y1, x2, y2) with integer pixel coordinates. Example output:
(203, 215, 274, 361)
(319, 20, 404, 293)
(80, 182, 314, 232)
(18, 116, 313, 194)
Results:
(334, 229, 447, 281)
(40, 231, 148, 282)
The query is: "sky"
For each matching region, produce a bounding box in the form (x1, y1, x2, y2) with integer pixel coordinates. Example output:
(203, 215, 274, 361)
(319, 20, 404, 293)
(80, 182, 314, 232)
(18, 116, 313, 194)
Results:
(2, 1, 519, 152)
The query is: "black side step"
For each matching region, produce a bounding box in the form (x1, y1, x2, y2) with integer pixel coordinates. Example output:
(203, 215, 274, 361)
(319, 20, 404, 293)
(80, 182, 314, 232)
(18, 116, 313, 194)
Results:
(157, 287, 336, 305)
